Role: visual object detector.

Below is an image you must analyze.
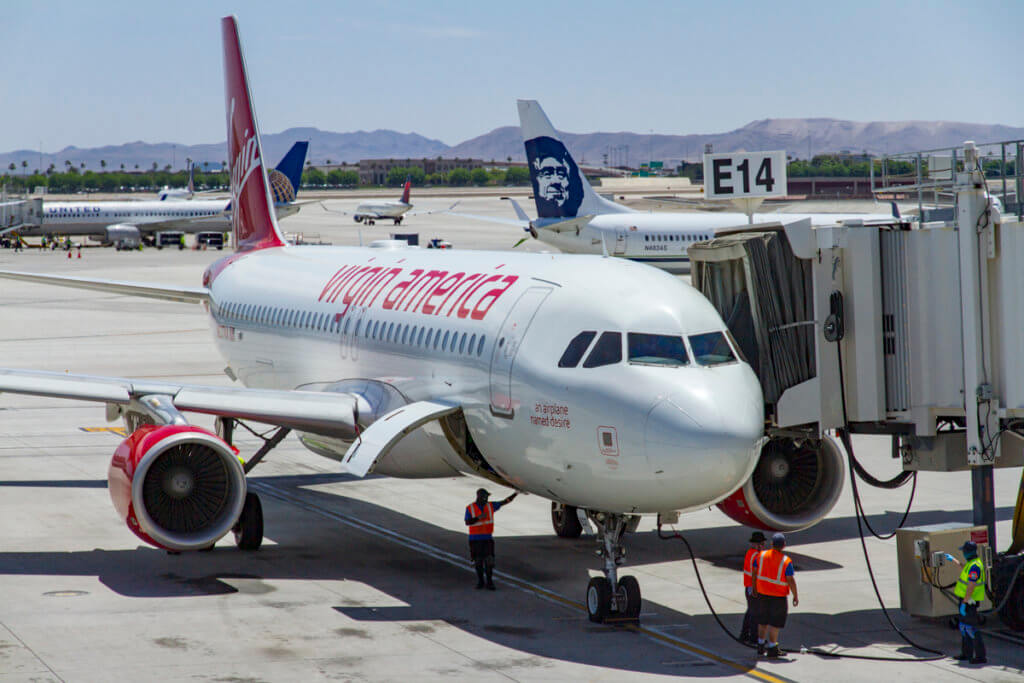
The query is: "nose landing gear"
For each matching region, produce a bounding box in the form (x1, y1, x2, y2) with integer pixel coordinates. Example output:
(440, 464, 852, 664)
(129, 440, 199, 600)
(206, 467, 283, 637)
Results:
(585, 512, 642, 623)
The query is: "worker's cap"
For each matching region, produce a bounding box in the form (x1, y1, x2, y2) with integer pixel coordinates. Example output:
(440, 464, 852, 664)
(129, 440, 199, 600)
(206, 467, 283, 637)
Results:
(771, 532, 786, 548)
(476, 488, 491, 498)
(748, 531, 766, 543)
(960, 540, 978, 554)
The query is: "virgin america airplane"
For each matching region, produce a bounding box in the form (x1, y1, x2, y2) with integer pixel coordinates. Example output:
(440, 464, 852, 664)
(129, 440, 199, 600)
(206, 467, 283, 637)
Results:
(0, 17, 842, 624)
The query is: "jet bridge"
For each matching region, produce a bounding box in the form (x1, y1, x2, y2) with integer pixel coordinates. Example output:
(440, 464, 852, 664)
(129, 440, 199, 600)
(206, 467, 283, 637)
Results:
(0, 195, 42, 236)
(689, 141, 1024, 629)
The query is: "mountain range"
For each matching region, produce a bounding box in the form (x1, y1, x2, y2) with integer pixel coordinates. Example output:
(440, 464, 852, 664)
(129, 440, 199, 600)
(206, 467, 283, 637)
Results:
(4, 119, 1023, 173)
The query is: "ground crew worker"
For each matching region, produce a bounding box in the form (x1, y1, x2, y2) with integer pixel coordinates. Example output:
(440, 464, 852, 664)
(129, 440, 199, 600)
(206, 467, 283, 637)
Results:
(752, 532, 798, 658)
(948, 540, 986, 664)
(464, 488, 517, 590)
(741, 531, 766, 644)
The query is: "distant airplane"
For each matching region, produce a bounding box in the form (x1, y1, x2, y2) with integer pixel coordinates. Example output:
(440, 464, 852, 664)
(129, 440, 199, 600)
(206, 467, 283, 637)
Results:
(332, 177, 413, 225)
(453, 100, 893, 274)
(157, 160, 196, 201)
(11, 142, 309, 247)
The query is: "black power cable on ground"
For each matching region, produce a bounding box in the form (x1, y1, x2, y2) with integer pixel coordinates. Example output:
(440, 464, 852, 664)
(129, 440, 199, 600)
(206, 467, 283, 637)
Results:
(658, 521, 949, 661)
(834, 338, 947, 661)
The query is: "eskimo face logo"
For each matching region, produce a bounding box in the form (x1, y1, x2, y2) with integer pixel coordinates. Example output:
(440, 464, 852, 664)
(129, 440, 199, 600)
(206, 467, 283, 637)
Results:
(524, 136, 584, 218)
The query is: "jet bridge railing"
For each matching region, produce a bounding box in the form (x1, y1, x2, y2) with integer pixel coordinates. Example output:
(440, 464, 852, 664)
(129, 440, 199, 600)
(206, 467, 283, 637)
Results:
(872, 138, 1024, 222)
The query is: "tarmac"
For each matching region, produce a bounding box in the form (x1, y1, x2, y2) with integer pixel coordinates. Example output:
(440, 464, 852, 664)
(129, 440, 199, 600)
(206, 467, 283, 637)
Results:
(1, 194, 1023, 682)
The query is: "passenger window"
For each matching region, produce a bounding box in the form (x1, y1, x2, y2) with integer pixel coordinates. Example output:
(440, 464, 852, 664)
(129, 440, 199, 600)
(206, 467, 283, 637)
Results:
(372, 320, 379, 338)
(343, 318, 351, 334)
(442, 330, 450, 350)
(459, 333, 467, 354)
(477, 335, 485, 355)
(387, 323, 394, 341)
(582, 332, 622, 368)
(628, 333, 689, 366)
(418, 327, 425, 346)
(689, 331, 737, 366)
(401, 325, 408, 344)
(410, 325, 418, 344)
(355, 319, 362, 337)
(469, 334, 476, 353)
(558, 331, 597, 368)
(425, 329, 433, 347)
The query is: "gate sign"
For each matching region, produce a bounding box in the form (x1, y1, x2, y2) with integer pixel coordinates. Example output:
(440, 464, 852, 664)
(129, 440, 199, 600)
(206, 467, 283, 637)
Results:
(703, 150, 787, 200)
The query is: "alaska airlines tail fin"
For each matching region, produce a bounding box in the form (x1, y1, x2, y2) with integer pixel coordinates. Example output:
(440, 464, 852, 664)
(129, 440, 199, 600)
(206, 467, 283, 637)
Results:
(399, 176, 412, 204)
(517, 99, 631, 219)
(271, 140, 309, 204)
(222, 16, 286, 251)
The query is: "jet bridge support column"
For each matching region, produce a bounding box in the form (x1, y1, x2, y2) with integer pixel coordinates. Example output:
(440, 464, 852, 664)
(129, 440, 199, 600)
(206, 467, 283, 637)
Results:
(957, 141, 999, 548)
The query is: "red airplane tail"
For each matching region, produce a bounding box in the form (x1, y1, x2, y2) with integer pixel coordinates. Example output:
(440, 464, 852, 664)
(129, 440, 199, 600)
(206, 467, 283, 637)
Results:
(222, 16, 286, 252)
(400, 176, 412, 204)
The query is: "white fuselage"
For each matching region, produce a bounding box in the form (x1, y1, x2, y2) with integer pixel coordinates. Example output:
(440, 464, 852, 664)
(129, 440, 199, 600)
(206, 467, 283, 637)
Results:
(203, 243, 764, 514)
(20, 199, 299, 237)
(355, 200, 411, 220)
(536, 211, 893, 274)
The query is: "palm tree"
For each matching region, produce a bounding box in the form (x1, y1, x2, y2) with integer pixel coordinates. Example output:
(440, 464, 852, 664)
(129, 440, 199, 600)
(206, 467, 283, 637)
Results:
(21, 160, 28, 176)
(64, 160, 71, 170)
(7, 163, 14, 173)
(134, 164, 139, 170)
(79, 162, 85, 171)
(100, 160, 107, 171)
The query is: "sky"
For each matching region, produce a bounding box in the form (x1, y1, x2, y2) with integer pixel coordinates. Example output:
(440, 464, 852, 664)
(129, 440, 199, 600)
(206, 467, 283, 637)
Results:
(3, 0, 1022, 154)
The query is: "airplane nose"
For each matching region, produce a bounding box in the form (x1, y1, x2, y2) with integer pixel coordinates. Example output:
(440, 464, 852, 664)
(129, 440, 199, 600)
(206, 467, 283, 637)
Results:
(645, 371, 764, 506)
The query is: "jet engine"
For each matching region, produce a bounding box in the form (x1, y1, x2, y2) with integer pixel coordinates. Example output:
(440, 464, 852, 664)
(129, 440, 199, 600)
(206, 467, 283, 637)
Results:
(716, 435, 845, 532)
(107, 424, 247, 550)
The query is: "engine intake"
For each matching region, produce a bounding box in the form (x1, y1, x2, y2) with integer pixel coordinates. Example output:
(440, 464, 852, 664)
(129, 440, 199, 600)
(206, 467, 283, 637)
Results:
(716, 435, 845, 532)
(108, 424, 246, 550)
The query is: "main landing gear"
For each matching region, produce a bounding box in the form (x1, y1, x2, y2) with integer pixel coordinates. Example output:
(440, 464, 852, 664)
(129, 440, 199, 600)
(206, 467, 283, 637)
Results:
(214, 417, 291, 552)
(585, 512, 642, 623)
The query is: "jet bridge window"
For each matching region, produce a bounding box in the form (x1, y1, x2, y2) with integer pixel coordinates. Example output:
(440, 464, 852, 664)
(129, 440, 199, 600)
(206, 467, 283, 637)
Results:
(688, 331, 737, 366)
(628, 333, 689, 367)
(582, 332, 622, 368)
(558, 331, 596, 368)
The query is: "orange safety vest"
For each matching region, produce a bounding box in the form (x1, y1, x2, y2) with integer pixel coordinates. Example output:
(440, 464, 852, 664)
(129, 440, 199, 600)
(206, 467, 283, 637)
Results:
(755, 549, 792, 597)
(467, 502, 494, 536)
(743, 548, 759, 588)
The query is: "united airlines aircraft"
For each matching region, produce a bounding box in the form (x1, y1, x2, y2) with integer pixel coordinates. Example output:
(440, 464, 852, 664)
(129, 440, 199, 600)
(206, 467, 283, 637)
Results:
(16, 142, 308, 246)
(0, 17, 846, 623)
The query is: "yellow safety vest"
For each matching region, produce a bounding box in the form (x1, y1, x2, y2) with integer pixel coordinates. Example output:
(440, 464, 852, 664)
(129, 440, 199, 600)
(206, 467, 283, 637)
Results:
(954, 558, 985, 602)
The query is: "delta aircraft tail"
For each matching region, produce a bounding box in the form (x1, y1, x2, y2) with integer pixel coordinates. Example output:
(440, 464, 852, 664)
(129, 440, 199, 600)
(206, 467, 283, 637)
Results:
(222, 16, 286, 251)
(517, 99, 631, 220)
(400, 176, 412, 204)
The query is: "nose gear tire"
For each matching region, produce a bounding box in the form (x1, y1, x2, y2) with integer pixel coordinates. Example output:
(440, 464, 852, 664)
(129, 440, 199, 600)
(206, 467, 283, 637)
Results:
(587, 577, 613, 623)
(618, 576, 642, 620)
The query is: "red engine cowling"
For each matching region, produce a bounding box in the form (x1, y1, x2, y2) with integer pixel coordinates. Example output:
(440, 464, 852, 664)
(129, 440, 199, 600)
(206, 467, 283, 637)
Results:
(108, 424, 247, 551)
(717, 435, 845, 532)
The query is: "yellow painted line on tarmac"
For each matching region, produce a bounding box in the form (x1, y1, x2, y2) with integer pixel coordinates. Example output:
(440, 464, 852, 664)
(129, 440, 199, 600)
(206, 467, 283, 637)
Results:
(253, 481, 794, 683)
(79, 426, 127, 436)
(494, 571, 793, 683)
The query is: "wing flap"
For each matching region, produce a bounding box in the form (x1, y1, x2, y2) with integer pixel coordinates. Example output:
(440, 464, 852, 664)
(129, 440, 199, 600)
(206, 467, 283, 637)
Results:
(0, 270, 208, 304)
(341, 401, 460, 477)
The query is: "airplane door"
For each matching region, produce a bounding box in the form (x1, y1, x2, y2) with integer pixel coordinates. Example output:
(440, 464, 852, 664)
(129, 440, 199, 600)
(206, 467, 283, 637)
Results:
(614, 229, 627, 255)
(489, 287, 551, 417)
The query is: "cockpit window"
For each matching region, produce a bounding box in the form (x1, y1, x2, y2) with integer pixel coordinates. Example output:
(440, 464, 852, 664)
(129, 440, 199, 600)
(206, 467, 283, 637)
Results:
(628, 333, 689, 366)
(689, 331, 737, 366)
(558, 331, 596, 368)
(582, 332, 622, 368)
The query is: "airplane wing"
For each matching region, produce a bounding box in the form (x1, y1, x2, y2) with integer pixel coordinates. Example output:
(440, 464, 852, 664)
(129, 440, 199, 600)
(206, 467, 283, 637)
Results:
(320, 202, 373, 218)
(341, 401, 460, 476)
(0, 270, 208, 304)
(0, 368, 357, 437)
